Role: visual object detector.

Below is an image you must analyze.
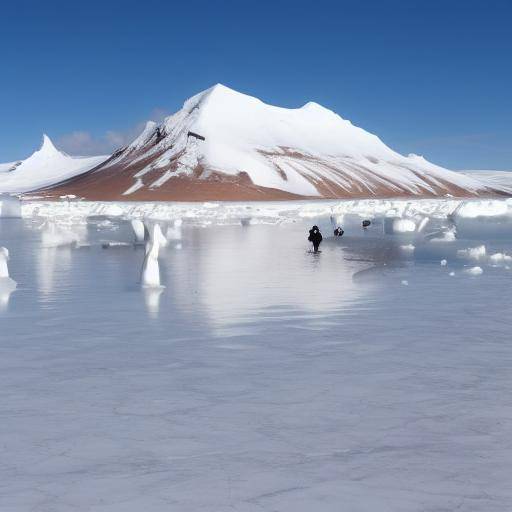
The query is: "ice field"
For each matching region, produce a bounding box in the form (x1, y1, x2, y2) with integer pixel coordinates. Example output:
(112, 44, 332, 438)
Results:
(1, 198, 512, 511)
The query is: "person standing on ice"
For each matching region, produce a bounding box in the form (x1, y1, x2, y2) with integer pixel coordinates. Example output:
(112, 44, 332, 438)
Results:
(308, 225, 323, 253)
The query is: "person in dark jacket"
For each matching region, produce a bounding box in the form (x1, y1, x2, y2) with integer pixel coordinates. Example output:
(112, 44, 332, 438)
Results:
(308, 225, 323, 253)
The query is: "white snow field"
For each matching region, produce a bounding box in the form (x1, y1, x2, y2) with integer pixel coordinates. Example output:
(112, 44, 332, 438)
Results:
(463, 170, 512, 194)
(0, 135, 107, 193)
(2, 198, 512, 511)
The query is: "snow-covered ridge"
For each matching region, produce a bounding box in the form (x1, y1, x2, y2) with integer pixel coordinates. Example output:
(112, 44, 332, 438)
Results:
(462, 170, 512, 194)
(3, 85, 508, 200)
(94, 84, 500, 199)
(0, 135, 108, 193)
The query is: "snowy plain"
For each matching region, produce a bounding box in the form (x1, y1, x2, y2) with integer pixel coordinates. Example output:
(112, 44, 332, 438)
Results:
(1, 198, 512, 511)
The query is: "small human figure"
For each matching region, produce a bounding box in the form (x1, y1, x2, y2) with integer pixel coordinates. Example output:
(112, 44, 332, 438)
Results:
(308, 225, 323, 253)
(362, 220, 371, 229)
(334, 227, 344, 237)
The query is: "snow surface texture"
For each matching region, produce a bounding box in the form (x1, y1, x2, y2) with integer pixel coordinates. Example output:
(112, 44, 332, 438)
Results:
(464, 170, 512, 194)
(0, 135, 107, 193)
(100, 84, 494, 198)
(21, 197, 512, 229)
(3, 216, 512, 511)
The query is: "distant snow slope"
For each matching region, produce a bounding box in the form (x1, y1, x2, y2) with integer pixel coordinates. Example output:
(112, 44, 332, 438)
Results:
(463, 170, 512, 194)
(32, 85, 509, 200)
(0, 160, 22, 173)
(0, 135, 107, 194)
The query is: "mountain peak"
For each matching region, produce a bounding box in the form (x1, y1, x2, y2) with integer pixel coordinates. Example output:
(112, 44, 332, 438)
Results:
(182, 83, 258, 114)
(31, 85, 499, 201)
(40, 134, 59, 155)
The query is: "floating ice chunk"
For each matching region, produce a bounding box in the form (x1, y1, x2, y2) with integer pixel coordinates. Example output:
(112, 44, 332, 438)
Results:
(152, 223, 168, 248)
(449, 271, 455, 276)
(131, 219, 149, 245)
(401, 280, 409, 286)
(0, 247, 12, 279)
(440, 259, 447, 266)
(465, 266, 483, 276)
(456, 200, 508, 219)
(103, 204, 124, 216)
(141, 224, 167, 288)
(166, 219, 182, 240)
(101, 242, 132, 249)
(489, 252, 512, 264)
(417, 216, 430, 233)
(428, 227, 457, 242)
(0, 194, 21, 218)
(457, 245, 486, 260)
(394, 219, 416, 232)
(400, 244, 415, 252)
(384, 218, 416, 234)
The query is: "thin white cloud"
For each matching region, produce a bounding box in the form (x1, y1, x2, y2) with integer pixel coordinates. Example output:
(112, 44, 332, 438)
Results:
(56, 107, 171, 156)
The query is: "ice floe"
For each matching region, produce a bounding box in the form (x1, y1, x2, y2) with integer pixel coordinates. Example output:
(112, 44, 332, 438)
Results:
(0, 194, 21, 218)
(131, 219, 149, 245)
(465, 266, 483, 276)
(457, 245, 487, 260)
(141, 223, 167, 288)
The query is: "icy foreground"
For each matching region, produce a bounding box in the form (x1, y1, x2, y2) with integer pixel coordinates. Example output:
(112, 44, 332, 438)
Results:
(37, 85, 503, 200)
(2, 199, 512, 511)
(21, 196, 512, 229)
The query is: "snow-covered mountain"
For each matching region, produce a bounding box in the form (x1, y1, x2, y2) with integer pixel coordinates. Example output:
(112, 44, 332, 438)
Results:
(25, 85, 511, 199)
(0, 135, 107, 194)
(463, 170, 512, 194)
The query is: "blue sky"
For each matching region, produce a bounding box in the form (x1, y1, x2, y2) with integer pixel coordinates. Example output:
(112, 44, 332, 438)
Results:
(1, 0, 511, 170)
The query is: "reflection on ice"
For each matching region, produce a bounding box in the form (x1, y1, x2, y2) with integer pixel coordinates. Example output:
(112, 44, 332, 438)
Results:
(0, 246, 16, 310)
(37, 246, 73, 299)
(40, 220, 85, 248)
(167, 225, 379, 332)
(0, 284, 14, 310)
(4, 202, 512, 511)
(165, 218, 182, 240)
(143, 287, 163, 318)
